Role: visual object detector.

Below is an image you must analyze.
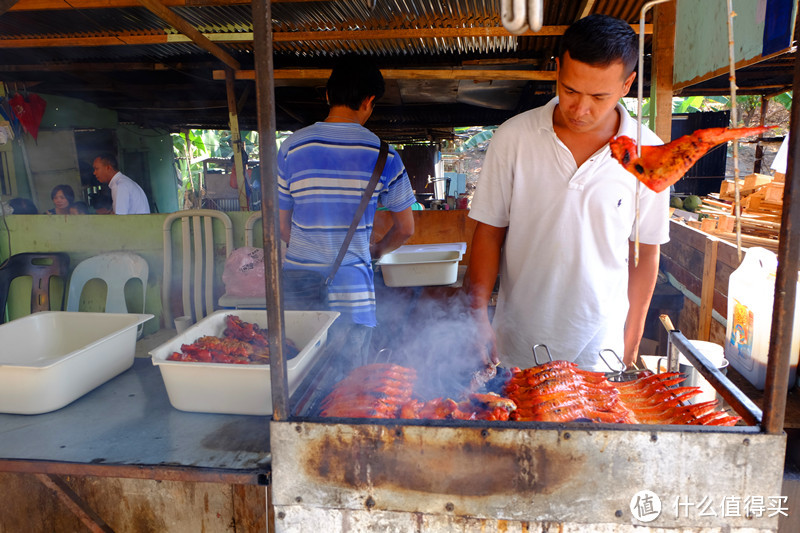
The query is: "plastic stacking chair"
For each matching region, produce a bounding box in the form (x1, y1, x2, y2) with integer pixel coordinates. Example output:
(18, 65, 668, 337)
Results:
(162, 209, 233, 326)
(244, 211, 285, 257)
(0, 252, 70, 324)
(66, 252, 149, 337)
(244, 211, 262, 247)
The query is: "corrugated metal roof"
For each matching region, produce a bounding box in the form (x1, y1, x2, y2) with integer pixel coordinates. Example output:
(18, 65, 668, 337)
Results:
(0, 0, 793, 138)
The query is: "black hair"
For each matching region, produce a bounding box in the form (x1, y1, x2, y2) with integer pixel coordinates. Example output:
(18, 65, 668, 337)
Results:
(50, 184, 76, 204)
(95, 152, 119, 171)
(326, 55, 385, 110)
(9, 197, 38, 214)
(70, 201, 90, 214)
(559, 14, 638, 76)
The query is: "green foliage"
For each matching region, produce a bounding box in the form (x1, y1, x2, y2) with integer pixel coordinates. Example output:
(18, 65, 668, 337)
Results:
(619, 98, 650, 128)
(673, 96, 704, 113)
(773, 91, 792, 110)
(171, 129, 263, 197)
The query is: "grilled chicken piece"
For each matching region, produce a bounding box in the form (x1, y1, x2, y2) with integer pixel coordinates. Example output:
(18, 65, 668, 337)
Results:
(319, 363, 418, 419)
(468, 392, 517, 412)
(609, 126, 775, 193)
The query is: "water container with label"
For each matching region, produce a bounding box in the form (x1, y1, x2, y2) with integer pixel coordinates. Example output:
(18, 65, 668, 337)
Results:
(724, 246, 800, 390)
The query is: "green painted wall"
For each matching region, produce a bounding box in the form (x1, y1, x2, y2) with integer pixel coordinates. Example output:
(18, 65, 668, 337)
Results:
(42, 94, 118, 129)
(6, 92, 178, 214)
(0, 211, 258, 337)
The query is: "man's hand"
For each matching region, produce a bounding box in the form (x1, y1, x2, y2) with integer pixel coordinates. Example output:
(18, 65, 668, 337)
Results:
(472, 308, 500, 366)
(466, 221, 506, 367)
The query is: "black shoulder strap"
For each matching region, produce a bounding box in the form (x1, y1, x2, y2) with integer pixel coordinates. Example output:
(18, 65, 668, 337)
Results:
(326, 140, 389, 284)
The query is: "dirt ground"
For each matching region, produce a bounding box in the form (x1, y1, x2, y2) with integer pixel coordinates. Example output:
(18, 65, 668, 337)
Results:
(727, 140, 782, 177)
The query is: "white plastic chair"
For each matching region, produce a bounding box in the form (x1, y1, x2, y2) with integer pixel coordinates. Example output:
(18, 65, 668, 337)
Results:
(244, 211, 262, 247)
(66, 252, 149, 336)
(244, 211, 285, 256)
(162, 209, 233, 326)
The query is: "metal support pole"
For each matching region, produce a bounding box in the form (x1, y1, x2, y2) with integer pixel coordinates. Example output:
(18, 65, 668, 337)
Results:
(253, 0, 289, 421)
(762, 51, 800, 435)
(669, 332, 762, 426)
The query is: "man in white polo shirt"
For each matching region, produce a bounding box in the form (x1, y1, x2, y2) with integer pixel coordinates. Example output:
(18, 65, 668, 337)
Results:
(92, 152, 150, 215)
(467, 15, 670, 372)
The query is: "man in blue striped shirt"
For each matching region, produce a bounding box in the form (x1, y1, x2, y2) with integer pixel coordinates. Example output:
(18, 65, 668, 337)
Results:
(278, 55, 415, 374)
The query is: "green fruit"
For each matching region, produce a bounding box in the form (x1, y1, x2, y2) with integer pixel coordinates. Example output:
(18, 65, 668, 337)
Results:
(670, 196, 683, 209)
(683, 195, 702, 212)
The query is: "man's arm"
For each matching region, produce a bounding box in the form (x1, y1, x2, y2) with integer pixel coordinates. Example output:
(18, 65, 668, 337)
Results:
(370, 207, 414, 259)
(466, 221, 507, 365)
(624, 241, 660, 366)
(279, 209, 292, 244)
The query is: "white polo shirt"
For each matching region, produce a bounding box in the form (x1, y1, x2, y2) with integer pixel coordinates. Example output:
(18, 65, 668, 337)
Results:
(469, 97, 670, 371)
(109, 172, 150, 214)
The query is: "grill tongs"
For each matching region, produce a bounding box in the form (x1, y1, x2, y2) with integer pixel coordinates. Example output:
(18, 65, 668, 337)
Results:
(530, 345, 649, 382)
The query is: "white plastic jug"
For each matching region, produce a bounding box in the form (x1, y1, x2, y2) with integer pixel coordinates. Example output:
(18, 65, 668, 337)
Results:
(724, 247, 800, 390)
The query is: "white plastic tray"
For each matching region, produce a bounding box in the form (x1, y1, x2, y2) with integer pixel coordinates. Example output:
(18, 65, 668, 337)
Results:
(150, 309, 339, 415)
(390, 242, 466, 258)
(377, 249, 461, 287)
(0, 312, 154, 414)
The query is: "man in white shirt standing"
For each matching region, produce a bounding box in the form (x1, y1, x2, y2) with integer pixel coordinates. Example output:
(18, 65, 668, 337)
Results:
(92, 153, 150, 214)
(467, 15, 670, 372)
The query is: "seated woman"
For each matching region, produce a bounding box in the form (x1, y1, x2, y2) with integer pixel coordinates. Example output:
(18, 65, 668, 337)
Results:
(46, 184, 75, 214)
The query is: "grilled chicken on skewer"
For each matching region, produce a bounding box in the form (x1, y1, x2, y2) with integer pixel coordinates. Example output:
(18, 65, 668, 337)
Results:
(609, 125, 775, 193)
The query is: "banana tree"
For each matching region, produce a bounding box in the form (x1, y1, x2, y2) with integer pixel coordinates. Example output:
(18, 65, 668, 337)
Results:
(172, 129, 208, 194)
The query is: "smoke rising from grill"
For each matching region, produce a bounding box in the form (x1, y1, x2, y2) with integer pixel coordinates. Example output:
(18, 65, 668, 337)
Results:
(374, 287, 488, 400)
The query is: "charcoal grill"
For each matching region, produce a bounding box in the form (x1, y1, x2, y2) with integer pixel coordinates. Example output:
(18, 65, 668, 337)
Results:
(271, 321, 785, 532)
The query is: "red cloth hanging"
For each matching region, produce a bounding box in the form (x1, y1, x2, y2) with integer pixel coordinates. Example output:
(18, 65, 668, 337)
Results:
(9, 93, 47, 141)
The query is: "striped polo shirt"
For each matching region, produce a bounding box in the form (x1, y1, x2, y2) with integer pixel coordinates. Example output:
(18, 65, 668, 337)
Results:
(277, 122, 415, 326)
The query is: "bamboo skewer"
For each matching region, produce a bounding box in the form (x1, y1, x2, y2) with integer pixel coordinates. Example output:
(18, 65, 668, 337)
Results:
(726, 0, 743, 261)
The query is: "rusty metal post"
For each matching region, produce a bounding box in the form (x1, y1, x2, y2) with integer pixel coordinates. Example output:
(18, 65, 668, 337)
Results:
(253, 0, 289, 421)
(762, 52, 800, 434)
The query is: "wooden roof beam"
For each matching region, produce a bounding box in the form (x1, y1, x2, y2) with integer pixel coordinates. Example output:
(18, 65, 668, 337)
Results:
(0, 61, 191, 72)
(213, 68, 558, 82)
(0, 24, 652, 49)
(0, 0, 21, 16)
(135, 0, 240, 70)
(9, 0, 317, 10)
(575, 0, 597, 20)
